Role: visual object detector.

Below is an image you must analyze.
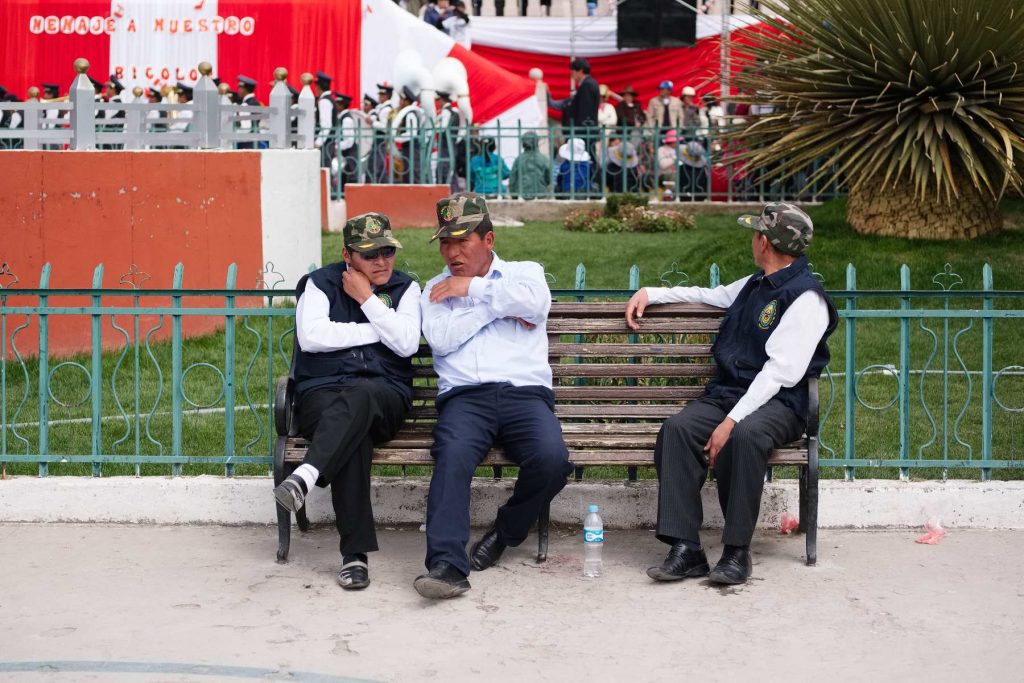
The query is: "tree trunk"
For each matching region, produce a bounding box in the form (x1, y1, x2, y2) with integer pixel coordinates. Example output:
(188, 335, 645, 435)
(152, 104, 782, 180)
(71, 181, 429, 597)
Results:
(847, 174, 1002, 240)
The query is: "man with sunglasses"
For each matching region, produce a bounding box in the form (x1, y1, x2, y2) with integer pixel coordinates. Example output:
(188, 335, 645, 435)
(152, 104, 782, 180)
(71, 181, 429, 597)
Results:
(274, 213, 421, 590)
(625, 203, 837, 585)
(413, 193, 573, 599)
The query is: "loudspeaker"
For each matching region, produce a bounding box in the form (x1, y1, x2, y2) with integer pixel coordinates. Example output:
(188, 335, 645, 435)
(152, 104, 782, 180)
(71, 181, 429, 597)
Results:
(616, 0, 697, 49)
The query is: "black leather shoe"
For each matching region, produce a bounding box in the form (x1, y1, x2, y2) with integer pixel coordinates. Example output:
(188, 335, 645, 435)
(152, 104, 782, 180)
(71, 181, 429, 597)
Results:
(708, 546, 753, 585)
(414, 561, 471, 599)
(469, 527, 507, 571)
(646, 542, 710, 581)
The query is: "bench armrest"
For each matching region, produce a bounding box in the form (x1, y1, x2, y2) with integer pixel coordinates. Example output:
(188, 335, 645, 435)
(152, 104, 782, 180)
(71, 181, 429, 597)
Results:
(273, 376, 295, 437)
(806, 376, 820, 438)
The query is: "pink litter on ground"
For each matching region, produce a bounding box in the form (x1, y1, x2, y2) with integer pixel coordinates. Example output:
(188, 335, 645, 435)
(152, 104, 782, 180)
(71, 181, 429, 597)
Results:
(915, 519, 947, 545)
(779, 512, 799, 534)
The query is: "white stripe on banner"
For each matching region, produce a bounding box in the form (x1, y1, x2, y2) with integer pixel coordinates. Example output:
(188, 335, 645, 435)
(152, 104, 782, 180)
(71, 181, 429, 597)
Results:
(108, 0, 222, 91)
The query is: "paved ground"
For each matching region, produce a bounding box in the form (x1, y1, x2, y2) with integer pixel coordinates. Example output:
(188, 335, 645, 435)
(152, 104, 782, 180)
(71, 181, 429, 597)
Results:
(1, 524, 1021, 682)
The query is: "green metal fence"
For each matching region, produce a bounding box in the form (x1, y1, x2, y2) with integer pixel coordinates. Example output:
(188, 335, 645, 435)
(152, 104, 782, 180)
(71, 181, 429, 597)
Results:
(1, 261, 1021, 479)
(317, 122, 848, 204)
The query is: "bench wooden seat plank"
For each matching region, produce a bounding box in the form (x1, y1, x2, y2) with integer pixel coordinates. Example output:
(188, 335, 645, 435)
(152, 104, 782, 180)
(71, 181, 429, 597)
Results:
(273, 301, 819, 567)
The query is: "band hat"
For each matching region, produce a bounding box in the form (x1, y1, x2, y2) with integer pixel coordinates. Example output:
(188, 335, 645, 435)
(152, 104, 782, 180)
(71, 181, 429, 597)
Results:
(430, 193, 492, 242)
(344, 212, 403, 252)
(237, 75, 257, 88)
(335, 92, 353, 104)
(108, 75, 124, 92)
(738, 202, 814, 256)
(315, 71, 332, 85)
(175, 82, 193, 96)
(363, 94, 377, 106)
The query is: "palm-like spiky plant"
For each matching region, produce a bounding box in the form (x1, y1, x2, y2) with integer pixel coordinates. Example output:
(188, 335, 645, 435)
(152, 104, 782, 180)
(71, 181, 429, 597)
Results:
(730, 0, 1024, 239)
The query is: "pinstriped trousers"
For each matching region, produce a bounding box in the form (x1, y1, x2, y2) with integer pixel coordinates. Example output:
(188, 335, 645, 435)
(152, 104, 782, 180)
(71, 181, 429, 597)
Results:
(653, 395, 804, 548)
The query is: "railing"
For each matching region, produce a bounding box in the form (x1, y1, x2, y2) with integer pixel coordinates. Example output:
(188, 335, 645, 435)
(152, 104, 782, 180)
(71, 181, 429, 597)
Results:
(1, 261, 1021, 479)
(0, 59, 315, 151)
(315, 121, 847, 203)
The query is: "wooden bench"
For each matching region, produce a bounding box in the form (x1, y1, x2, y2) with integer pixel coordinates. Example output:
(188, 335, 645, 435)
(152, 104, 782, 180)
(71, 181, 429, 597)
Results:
(273, 302, 820, 566)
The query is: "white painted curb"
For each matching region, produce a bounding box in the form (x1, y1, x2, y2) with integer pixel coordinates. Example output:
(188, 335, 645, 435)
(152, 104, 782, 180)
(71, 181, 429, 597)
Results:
(1, 477, 1022, 529)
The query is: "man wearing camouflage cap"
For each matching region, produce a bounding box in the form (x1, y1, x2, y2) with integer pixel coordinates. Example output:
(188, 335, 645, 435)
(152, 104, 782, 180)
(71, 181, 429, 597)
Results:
(414, 193, 573, 599)
(625, 202, 837, 585)
(274, 213, 421, 590)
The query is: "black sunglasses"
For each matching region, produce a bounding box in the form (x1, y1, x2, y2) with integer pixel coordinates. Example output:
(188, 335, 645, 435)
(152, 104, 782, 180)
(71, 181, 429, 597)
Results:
(358, 246, 397, 260)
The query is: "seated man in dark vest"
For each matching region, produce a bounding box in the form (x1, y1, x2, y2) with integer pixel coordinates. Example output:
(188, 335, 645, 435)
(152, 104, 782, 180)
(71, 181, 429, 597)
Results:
(274, 213, 421, 590)
(625, 203, 838, 585)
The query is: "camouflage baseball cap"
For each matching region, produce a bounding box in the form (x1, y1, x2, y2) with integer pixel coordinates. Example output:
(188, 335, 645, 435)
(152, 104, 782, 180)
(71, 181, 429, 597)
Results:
(737, 202, 813, 256)
(344, 212, 403, 252)
(430, 192, 492, 242)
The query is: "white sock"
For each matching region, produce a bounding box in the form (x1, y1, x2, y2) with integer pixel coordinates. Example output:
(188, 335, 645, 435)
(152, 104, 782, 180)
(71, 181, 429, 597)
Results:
(294, 464, 319, 492)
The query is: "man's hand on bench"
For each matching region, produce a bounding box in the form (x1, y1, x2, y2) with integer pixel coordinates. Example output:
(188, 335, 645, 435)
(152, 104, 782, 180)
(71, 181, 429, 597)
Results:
(625, 289, 649, 331)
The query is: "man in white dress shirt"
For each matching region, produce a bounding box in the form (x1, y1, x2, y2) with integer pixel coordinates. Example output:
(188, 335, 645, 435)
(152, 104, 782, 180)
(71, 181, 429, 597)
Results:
(626, 203, 837, 585)
(273, 213, 422, 590)
(414, 193, 573, 599)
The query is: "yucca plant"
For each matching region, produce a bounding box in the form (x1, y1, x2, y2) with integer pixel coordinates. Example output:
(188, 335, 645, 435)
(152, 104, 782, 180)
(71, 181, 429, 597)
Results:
(730, 0, 1024, 239)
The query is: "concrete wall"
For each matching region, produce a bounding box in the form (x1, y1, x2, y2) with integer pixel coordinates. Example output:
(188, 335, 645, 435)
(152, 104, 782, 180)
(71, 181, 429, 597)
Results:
(2, 477, 1021, 530)
(258, 150, 321, 290)
(0, 149, 320, 356)
(344, 184, 451, 228)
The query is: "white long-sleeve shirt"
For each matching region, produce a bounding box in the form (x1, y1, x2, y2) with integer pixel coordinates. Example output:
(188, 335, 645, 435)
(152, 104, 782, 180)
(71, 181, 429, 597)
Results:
(421, 252, 552, 394)
(644, 270, 829, 424)
(296, 279, 422, 358)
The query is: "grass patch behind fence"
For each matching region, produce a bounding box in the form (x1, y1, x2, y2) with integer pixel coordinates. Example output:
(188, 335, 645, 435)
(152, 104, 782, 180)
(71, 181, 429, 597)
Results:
(3, 199, 1023, 479)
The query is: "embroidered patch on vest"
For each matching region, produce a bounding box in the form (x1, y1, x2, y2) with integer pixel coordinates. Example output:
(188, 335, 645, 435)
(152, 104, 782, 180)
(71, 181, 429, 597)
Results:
(376, 293, 393, 308)
(758, 300, 779, 330)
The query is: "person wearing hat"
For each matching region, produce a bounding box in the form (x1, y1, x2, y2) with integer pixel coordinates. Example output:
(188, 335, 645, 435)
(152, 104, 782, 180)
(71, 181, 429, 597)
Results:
(679, 85, 707, 134)
(331, 93, 358, 188)
(615, 85, 646, 132)
(625, 203, 837, 586)
(434, 91, 464, 190)
(1, 92, 24, 145)
(414, 193, 572, 599)
(274, 213, 421, 590)
(39, 83, 63, 149)
(169, 82, 194, 134)
(394, 85, 423, 183)
(236, 75, 260, 148)
(103, 76, 126, 120)
(314, 71, 335, 158)
(367, 82, 395, 182)
(646, 79, 683, 133)
(597, 84, 618, 129)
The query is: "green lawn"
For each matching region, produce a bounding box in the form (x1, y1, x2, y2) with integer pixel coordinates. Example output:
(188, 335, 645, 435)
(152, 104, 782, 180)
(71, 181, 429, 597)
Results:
(3, 199, 1023, 479)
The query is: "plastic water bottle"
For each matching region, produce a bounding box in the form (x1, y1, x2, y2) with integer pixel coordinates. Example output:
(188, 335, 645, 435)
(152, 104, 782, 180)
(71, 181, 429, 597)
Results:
(583, 504, 604, 577)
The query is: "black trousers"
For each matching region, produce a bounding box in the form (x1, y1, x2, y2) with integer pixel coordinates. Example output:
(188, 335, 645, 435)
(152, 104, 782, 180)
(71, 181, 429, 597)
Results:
(425, 383, 573, 576)
(295, 379, 408, 556)
(654, 395, 804, 548)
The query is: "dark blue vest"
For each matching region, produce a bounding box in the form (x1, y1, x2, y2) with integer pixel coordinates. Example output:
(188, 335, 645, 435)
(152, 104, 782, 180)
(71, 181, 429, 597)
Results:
(707, 255, 838, 420)
(293, 262, 415, 404)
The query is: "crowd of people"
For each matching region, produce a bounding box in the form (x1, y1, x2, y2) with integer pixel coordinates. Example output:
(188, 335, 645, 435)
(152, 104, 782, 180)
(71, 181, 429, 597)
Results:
(2, 57, 764, 199)
(311, 57, 741, 199)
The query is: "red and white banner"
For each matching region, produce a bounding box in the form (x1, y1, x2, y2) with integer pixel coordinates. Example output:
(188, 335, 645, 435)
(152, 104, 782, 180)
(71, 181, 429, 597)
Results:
(468, 15, 767, 111)
(1, 0, 359, 103)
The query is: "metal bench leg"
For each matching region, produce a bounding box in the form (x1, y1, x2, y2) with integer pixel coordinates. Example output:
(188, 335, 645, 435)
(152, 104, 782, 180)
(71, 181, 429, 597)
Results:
(798, 464, 809, 534)
(276, 504, 292, 564)
(805, 437, 819, 566)
(273, 435, 292, 563)
(537, 502, 550, 563)
(296, 506, 311, 533)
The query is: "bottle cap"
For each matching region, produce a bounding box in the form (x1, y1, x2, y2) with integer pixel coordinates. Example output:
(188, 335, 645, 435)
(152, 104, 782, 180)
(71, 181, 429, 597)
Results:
(588, 504, 599, 513)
